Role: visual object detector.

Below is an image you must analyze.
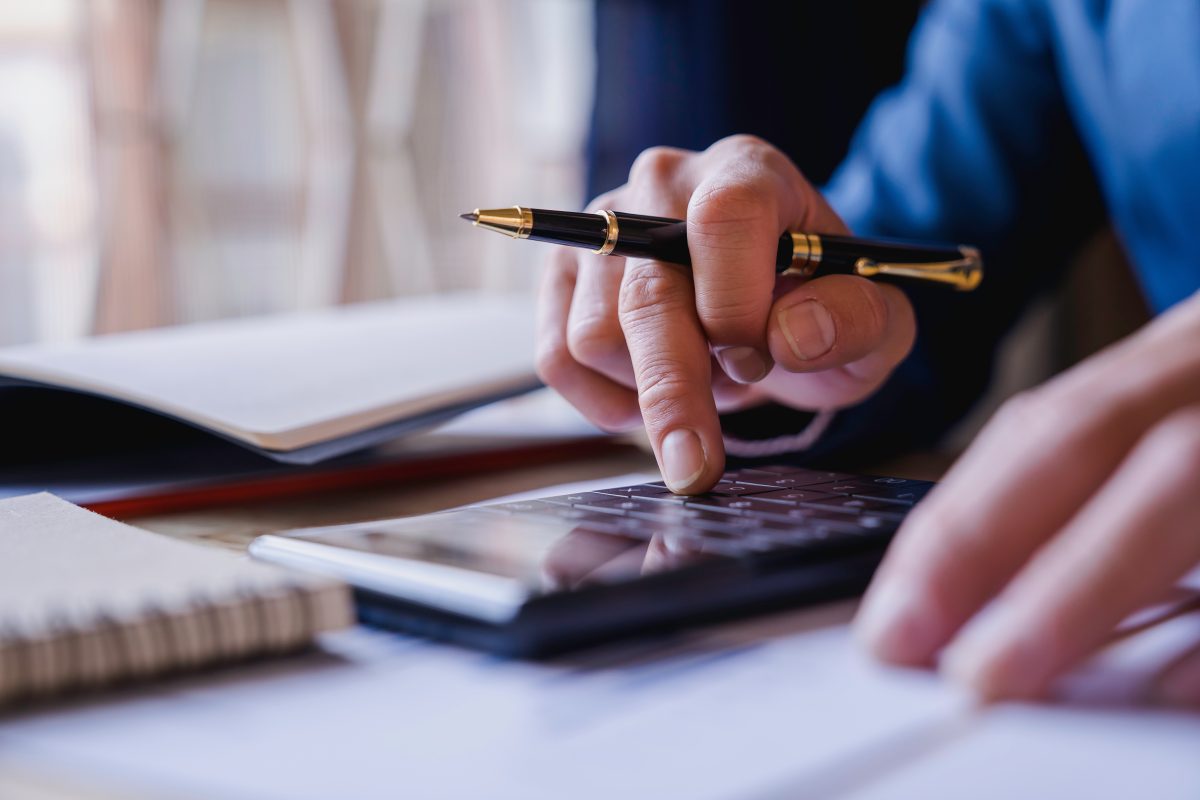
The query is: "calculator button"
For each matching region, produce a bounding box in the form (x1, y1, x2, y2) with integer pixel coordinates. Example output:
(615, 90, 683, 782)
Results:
(683, 494, 781, 511)
(595, 484, 679, 499)
(748, 488, 843, 506)
(803, 477, 926, 494)
(798, 496, 908, 517)
(707, 482, 779, 496)
(737, 465, 803, 475)
(850, 483, 933, 505)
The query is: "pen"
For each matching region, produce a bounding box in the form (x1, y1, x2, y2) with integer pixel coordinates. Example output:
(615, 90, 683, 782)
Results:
(460, 206, 983, 291)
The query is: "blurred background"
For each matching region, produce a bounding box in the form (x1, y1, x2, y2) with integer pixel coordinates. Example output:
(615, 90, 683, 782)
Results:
(0, 0, 1146, 449)
(0, 0, 594, 345)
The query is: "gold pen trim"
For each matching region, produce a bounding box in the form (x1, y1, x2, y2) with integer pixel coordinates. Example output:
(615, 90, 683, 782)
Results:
(783, 232, 823, 278)
(785, 234, 982, 291)
(854, 246, 983, 291)
(472, 206, 533, 239)
(595, 209, 620, 255)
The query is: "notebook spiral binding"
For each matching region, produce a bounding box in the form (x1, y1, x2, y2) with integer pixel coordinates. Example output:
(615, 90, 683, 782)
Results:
(0, 579, 348, 706)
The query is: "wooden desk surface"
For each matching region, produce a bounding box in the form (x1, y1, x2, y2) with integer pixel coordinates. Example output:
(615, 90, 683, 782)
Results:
(127, 445, 660, 551)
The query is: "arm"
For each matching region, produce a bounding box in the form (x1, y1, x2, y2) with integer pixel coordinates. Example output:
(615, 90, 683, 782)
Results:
(722, 0, 1106, 463)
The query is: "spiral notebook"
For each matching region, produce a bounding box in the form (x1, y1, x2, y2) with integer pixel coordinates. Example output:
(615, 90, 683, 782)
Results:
(0, 494, 354, 706)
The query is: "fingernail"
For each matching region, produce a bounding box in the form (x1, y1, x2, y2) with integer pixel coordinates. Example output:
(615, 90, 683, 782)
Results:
(940, 616, 1053, 702)
(855, 579, 941, 666)
(660, 428, 707, 494)
(778, 300, 836, 361)
(716, 346, 770, 384)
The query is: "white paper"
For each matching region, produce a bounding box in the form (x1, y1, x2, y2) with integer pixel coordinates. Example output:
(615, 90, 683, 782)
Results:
(0, 605, 966, 800)
(0, 292, 537, 448)
(2, 475, 1196, 799)
(842, 607, 1200, 800)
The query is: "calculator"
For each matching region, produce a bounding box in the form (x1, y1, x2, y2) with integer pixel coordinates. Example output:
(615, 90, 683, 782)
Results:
(250, 465, 932, 657)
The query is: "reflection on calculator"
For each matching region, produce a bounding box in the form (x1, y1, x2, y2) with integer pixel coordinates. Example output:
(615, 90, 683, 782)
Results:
(251, 466, 933, 657)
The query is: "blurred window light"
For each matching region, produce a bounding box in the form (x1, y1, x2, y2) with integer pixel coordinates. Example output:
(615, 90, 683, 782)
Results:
(0, 0, 96, 345)
(0, 0, 595, 343)
(0, 0, 77, 40)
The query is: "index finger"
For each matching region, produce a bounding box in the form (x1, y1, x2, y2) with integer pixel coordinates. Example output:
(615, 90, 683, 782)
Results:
(618, 257, 725, 494)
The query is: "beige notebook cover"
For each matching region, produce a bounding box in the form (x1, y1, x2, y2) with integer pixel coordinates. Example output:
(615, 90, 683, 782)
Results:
(0, 494, 353, 705)
(0, 292, 538, 463)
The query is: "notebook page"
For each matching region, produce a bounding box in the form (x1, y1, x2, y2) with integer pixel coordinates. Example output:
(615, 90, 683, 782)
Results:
(0, 293, 536, 451)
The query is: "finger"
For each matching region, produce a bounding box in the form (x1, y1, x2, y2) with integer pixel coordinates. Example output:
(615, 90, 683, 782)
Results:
(536, 248, 641, 431)
(760, 278, 915, 408)
(566, 252, 636, 388)
(624, 145, 693, 207)
(686, 136, 838, 385)
(939, 406, 1200, 700)
(855, 309, 1200, 667)
(565, 187, 640, 388)
(710, 354, 763, 412)
(619, 257, 725, 494)
(1153, 627, 1200, 708)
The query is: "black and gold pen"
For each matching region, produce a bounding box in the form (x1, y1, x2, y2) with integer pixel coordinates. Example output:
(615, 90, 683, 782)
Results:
(460, 206, 983, 291)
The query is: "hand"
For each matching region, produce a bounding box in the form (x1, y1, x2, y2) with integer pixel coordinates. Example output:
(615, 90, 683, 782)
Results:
(855, 291, 1200, 704)
(536, 135, 916, 493)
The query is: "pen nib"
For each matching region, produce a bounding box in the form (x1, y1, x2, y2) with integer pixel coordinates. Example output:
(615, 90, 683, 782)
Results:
(459, 211, 478, 223)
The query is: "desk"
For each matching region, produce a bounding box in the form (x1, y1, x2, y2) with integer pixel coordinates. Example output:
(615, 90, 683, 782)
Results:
(129, 444, 660, 552)
(1, 448, 1196, 800)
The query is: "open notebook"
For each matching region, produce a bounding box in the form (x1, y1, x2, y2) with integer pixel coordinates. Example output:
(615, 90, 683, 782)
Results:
(0, 293, 540, 465)
(0, 494, 354, 706)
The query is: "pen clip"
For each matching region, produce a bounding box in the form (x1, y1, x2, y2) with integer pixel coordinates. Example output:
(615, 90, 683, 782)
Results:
(854, 247, 983, 291)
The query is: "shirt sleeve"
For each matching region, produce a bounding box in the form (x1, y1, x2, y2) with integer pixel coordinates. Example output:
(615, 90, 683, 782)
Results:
(721, 0, 1106, 466)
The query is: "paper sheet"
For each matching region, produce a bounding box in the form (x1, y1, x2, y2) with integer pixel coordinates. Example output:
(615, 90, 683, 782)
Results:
(1, 475, 1196, 799)
(0, 292, 537, 450)
(0, 605, 966, 800)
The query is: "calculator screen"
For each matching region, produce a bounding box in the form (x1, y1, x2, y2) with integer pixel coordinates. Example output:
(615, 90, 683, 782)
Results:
(282, 500, 724, 598)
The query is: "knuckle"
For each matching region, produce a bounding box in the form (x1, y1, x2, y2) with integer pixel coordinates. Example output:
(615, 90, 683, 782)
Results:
(1144, 407, 1200, 474)
(628, 146, 684, 186)
(688, 180, 773, 229)
(587, 403, 638, 433)
(567, 312, 625, 366)
(635, 366, 694, 425)
(895, 499, 992, 580)
(710, 134, 795, 179)
(711, 133, 770, 157)
(584, 189, 621, 213)
(694, 290, 765, 333)
(534, 340, 571, 388)
(990, 389, 1067, 442)
(990, 384, 1137, 457)
(618, 263, 688, 322)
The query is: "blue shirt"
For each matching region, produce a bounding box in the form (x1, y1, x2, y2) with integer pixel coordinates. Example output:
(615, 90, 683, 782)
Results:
(828, 0, 1200, 313)
(726, 0, 1200, 460)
